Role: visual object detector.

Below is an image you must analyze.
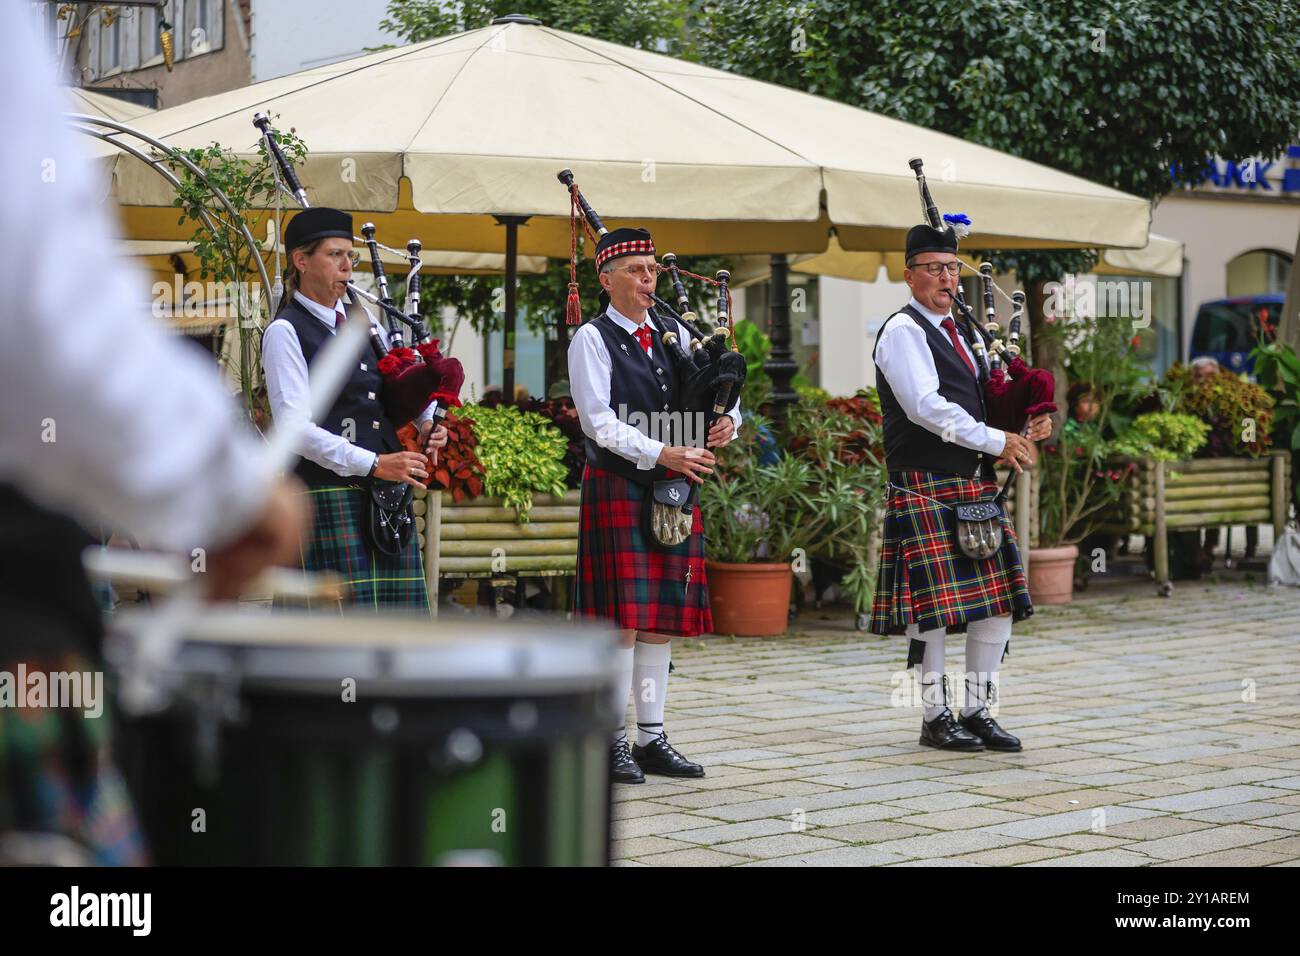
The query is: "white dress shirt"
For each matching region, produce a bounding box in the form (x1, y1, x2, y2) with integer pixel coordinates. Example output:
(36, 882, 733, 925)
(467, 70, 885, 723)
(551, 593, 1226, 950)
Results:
(0, 8, 271, 551)
(262, 291, 436, 479)
(569, 304, 743, 471)
(873, 297, 1006, 458)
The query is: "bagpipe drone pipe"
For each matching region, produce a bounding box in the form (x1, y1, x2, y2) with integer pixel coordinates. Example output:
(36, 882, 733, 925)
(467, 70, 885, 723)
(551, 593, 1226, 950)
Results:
(908, 157, 1056, 437)
(254, 113, 464, 429)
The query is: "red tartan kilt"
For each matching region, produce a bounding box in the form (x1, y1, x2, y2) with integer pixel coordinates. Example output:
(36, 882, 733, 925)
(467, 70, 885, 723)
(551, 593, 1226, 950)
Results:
(869, 469, 1031, 636)
(576, 465, 712, 637)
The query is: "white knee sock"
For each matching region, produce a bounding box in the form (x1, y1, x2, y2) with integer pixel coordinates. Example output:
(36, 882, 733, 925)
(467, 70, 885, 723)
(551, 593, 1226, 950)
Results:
(963, 615, 1011, 717)
(633, 639, 672, 746)
(908, 623, 949, 721)
(611, 644, 634, 745)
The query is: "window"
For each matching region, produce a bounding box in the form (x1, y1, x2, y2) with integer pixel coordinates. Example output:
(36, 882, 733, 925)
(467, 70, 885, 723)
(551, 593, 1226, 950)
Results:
(142, 6, 164, 62)
(1226, 249, 1292, 298)
(99, 13, 121, 73)
(185, 0, 224, 59)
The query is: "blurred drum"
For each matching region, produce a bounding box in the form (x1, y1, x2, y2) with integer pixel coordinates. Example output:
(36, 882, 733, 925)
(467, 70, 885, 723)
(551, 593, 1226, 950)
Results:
(106, 610, 620, 866)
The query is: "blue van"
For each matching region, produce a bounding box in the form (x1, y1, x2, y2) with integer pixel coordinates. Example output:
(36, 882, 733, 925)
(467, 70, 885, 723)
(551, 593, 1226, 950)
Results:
(1188, 294, 1283, 375)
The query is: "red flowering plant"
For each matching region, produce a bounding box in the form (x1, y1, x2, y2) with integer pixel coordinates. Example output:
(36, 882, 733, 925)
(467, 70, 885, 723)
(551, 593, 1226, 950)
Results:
(399, 407, 485, 503)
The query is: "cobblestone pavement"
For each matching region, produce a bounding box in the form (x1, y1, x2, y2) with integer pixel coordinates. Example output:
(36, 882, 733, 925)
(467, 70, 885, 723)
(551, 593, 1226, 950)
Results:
(612, 569, 1300, 866)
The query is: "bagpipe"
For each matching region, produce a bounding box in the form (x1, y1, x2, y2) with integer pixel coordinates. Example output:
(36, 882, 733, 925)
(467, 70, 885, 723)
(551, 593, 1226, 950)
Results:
(556, 169, 745, 548)
(908, 157, 1056, 437)
(253, 113, 464, 430)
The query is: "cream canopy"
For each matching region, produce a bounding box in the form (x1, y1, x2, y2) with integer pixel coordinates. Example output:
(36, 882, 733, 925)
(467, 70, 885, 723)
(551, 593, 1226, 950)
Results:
(98, 18, 1151, 257)
(733, 233, 1183, 288)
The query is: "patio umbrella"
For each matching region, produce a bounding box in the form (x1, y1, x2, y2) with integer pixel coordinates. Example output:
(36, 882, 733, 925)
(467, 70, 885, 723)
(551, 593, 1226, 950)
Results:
(91, 15, 1152, 397)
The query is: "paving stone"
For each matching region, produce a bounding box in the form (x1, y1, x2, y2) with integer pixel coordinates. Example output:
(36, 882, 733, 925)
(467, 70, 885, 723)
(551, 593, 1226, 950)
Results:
(1150, 847, 1296, 866)
(866, 829, 1026, 859)
(948, 844, 1075, 866)
(634, 847, 751, 867)
(810, 821, 938, 844)
(740, 846, 909, 866)
(1027, 790, 1148, 812)
(1022, 848, 1154, 867)
(612, 813, 724, 840)
(712, 833, 847, 858)
(882, 792, 999, 813)
(1035, 834, 1137, 851)
(893, 806, 1031, 830)
(611, 836, 697, 858)
(1131, 824, 1295, 860)
(1178, 802, 1300, 824)
(1104, 817, 1213, 840)
(984, 806, 1163, 839)
(1125, 785, 1290, 813)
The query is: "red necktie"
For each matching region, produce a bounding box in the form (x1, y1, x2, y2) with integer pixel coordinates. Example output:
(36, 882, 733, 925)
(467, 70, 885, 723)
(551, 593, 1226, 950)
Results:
(334, 310, 345, 333)
(633, 324, 653, 355)
(940, 317, 977, 377)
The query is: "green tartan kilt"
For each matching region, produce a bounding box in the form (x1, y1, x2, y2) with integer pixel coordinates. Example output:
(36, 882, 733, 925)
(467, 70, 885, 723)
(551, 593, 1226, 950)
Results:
(0, 652, 148, 866)
(293, 485, 429, 612)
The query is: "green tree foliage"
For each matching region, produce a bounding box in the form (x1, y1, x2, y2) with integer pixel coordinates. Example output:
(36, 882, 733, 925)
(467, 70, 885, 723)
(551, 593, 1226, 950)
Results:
(382, 0, 694, 54)
(697, 0, 1300, 417)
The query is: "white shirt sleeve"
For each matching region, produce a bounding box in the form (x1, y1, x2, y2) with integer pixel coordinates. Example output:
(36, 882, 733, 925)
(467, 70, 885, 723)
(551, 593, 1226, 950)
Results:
(874, 315, 1006, 457)
(568, 324, 665, 470)
(0, 9, 272, 551)
(262, 319, 378, 478)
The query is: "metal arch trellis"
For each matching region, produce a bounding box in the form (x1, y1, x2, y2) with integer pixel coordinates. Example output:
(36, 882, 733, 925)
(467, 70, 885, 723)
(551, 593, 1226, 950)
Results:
(64, 113, 278, 417)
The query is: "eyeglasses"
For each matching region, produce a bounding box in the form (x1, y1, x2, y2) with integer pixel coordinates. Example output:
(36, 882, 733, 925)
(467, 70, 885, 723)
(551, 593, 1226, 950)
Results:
(913, 260, 962, 277)
(615, 263, 659, 278)
(321, 249, 362, 267)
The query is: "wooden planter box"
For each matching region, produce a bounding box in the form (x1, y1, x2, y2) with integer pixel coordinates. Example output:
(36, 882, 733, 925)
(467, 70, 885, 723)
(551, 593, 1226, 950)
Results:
(1095, 452, 1291, 594)
(413, 487, 582, 614)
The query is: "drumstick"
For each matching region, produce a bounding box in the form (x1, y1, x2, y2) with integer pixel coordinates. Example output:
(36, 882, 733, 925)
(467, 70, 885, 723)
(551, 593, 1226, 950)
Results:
(82, 549, 349, 604)
(119, 309, 374, 714)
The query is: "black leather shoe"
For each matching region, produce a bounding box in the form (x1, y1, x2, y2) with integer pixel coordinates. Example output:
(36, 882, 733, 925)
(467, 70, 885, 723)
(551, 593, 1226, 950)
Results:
(610, 739, 645, 784)
(920, 709, 985, 751)
(632, 734, 705, 778)
(957, 709, 1022, 751)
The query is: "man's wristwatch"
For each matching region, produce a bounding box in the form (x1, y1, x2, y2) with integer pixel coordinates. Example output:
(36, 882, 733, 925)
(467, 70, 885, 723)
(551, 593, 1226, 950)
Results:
(367, 455, 379, 479)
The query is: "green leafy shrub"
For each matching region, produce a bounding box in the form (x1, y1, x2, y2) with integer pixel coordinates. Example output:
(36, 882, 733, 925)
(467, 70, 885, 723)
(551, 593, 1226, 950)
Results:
(460, 403, 568, 519)
(1111, 412, 1210, 462)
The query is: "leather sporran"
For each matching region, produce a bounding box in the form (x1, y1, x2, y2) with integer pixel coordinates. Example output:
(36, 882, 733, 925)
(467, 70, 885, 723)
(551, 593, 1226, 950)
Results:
(953, 499, 1004, 560)
(366, 480, 415, 556)
(642, 478, 693, 549)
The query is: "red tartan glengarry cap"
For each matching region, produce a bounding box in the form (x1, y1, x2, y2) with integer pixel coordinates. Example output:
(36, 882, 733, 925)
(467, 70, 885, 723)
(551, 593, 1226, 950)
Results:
(594, 227, 655, 269)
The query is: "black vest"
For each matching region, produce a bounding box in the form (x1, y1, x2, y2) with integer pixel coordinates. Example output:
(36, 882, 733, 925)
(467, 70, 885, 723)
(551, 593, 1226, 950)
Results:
(269, 297, 400, 488)
(873, 303, 993, 479)
(580, 310, 684, 485)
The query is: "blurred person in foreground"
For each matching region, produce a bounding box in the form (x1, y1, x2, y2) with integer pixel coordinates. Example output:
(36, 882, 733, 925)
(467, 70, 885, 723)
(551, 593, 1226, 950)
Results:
(0, 8, 307, 864)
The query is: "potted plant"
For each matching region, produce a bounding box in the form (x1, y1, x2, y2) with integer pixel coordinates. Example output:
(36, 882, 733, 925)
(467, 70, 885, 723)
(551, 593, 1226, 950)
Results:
(699, 438, 809, 636)
(1032, 313, 1154, 602)
(699, 404, 887, 635)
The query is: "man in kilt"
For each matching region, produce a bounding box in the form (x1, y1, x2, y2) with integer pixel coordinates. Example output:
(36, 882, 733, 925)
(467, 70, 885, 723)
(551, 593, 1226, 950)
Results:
(262, 208, 448, 611)
(869, 223, 1052, 751)
(569, 227, 742, 784)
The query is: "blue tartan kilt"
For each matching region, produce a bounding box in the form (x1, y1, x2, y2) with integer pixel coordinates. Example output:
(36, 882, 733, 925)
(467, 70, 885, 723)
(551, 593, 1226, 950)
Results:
(291, 485, 429, 612)
(869, 470, 1032, 647)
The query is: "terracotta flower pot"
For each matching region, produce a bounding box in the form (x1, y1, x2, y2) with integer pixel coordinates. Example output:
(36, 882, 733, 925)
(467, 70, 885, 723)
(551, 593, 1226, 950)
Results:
(704, 560, 793, 637)
(1028, 544, 1079, 605)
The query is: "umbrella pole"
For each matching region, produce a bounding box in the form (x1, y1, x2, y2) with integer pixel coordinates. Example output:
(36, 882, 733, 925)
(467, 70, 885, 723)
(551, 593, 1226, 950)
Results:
(496, 215, 529, 399)
(765, 254, 799, 431)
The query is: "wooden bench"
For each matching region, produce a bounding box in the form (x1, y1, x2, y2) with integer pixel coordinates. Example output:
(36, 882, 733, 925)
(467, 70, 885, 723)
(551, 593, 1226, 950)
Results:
(413, 487, 582, 615)
(1096, 451, 1291, 594)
